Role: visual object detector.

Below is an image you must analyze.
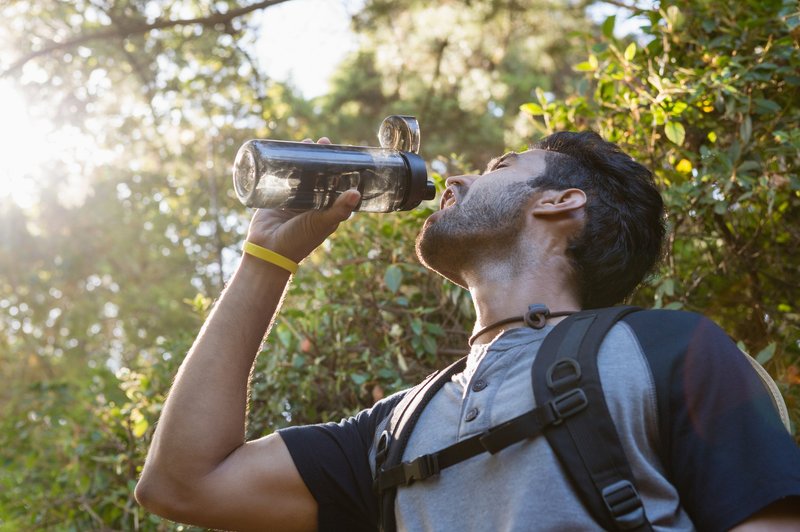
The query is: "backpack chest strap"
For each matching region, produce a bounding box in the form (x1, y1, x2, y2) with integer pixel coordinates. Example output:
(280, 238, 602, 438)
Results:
(375, 387, 588, 491)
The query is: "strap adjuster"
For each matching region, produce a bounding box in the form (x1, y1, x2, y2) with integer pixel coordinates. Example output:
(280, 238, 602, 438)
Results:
(546, 359, 582, 390)
(601, 480, 647, 530)
(548, 389, 588, 425)
(402, 453, 440, 485)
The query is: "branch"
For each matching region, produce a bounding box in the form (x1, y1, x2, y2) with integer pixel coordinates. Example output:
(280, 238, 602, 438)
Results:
(598, 0, 649, 15)
(1, 0, 291, 78)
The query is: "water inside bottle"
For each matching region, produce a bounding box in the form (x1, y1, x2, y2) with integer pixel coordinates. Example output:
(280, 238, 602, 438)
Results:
(248, 145, 408, 212)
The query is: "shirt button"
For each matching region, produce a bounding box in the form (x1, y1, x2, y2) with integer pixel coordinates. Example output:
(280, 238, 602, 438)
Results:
(465, 408, 479, 422)
(472, 379, 488, 392)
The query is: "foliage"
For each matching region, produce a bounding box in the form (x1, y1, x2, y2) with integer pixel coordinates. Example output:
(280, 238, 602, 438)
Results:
(0, 347, 186, 529)
(520, 0, 800, 433)
(317, 0, 594, 167)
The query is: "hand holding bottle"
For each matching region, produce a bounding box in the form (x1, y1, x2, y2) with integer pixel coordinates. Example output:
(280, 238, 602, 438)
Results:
(245, 137, 362, 264)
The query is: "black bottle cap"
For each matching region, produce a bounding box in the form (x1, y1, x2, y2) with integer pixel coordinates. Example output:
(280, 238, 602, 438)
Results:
(424, 180, 436, 201)
(397, 151, 430, 211)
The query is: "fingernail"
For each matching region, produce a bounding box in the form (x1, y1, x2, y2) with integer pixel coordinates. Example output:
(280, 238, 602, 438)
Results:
(346, 190, 360, 208)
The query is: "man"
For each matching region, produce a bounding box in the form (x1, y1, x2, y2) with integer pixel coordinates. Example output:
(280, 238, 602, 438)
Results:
(135, 132, 800, 530)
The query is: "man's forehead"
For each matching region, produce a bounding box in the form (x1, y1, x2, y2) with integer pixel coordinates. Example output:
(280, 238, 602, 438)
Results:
(484, 149, 546, 172)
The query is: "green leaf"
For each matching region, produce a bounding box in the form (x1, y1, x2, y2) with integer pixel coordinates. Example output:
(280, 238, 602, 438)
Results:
(396, 352, 409, 372)
(535, 87, 547, 105)
(658, 278, 675, 296)
(424, 322, 445, 336)
(666, 5, 685, 29)
(754, 98, 781, 114)
(384, 265, 403, 294)
(624, 42, 636, 61)
(132, 417, 148, 438)
(602, 15, 616, 38)
(574, 61, 596, 72)
(737, 160, 760, 173)
(755, 343, 776, 365)
(739, 116, 752, 144)
(664, 121, 685, 145)
(350, 373, 368, 385)
(520, 102, 544, 116)
(421, 335, 437, 356)
(671, 101, 688, 115)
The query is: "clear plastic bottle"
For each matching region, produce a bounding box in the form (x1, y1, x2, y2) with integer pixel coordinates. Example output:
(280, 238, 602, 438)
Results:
(232, 116, 435, 212)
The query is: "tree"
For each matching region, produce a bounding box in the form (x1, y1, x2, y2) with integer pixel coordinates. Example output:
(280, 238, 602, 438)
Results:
(0, 0, 313, 527)
(317, 0, 595, 167)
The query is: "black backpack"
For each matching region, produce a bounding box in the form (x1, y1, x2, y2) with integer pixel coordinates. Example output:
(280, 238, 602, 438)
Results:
(373, 306, 653, 532)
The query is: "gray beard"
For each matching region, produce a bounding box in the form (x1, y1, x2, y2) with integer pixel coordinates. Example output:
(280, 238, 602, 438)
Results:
(415, 183, 531, 287)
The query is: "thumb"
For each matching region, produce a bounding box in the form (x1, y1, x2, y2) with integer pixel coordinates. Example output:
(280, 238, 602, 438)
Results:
(304, 189, 361, 239)
(326, 189, 361, 222)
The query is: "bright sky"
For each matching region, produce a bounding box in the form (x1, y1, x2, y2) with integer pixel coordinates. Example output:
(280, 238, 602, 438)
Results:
(0, 81, 46, 209)
(255, 0, 649, 98)
(256, 0, 364, 98)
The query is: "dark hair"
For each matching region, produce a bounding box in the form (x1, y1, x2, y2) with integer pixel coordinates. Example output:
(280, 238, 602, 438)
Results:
(531, 131, 665, 308)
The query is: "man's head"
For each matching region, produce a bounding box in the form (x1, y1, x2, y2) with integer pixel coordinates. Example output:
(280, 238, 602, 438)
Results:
(530, 131, 665, 308)
(416, 131, 665, 309)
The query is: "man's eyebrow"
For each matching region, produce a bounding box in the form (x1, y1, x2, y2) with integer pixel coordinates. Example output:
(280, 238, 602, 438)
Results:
(484, 151, 518, 173)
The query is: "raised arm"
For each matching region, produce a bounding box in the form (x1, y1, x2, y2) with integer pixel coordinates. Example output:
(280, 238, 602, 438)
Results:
(135, 149, 361, 530)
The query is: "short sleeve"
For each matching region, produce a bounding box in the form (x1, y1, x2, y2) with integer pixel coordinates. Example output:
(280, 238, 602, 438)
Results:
(625, 310, 800, 532)
(278, 392, 405, 532)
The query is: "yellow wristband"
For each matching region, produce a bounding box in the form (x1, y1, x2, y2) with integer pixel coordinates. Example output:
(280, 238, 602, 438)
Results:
(243, 241, 299, 274)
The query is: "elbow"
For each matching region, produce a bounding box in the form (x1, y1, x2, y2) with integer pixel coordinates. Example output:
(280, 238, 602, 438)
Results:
(134, 476, 155, 512)
(134, 473, 171, 518)
(134, 469, 194, 522)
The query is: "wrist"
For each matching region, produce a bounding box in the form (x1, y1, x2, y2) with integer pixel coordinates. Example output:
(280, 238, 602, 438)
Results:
(238, 250, 294, 282)
(242, 241, 299, 274)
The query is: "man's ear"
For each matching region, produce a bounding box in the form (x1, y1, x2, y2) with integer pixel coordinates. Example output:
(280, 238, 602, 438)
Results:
(531, 188, 586, 217)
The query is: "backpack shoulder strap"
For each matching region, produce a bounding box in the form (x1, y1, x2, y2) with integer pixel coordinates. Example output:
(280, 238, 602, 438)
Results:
(533, 306, 653, 532)
(375, 356, 467, 532)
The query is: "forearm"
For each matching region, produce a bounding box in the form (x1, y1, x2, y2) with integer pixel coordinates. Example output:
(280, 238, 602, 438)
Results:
(141, 253, 290, 487)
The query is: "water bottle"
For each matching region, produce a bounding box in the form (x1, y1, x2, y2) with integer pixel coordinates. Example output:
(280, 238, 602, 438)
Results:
(232, 116, 435, 212)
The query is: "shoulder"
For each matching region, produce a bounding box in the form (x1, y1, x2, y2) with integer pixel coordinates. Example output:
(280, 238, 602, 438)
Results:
(280, 389, 408, 455)
(618, 309, 751, 393)
(619, 309, 800, 531)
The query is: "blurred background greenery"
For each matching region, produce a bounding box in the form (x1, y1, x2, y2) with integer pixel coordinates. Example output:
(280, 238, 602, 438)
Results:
(1, 0, 798, 529)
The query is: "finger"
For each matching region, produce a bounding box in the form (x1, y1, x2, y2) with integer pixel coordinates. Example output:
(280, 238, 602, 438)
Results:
(316, 189, 361, 227)
(333, 189, 361, 218)
(317, 137, 332, 145)
(302, 138, 313, 143)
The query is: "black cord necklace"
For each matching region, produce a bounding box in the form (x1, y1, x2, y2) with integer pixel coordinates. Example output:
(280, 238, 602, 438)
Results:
(467, 304, 577, 346)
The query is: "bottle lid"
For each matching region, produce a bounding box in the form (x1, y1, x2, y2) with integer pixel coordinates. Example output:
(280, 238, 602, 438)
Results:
(378, 115, 421, 154)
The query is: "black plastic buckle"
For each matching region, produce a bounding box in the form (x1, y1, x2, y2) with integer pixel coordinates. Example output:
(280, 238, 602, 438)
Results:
(546, 359, 582, 391)
(601, 480, 647, 530)
(376, 430, 391, 468)
(402, 453, 440, 485)
(548, 389, 588, 425)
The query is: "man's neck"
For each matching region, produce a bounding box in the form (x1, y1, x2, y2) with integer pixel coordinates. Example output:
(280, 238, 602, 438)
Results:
(464, 254, 580, 346)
